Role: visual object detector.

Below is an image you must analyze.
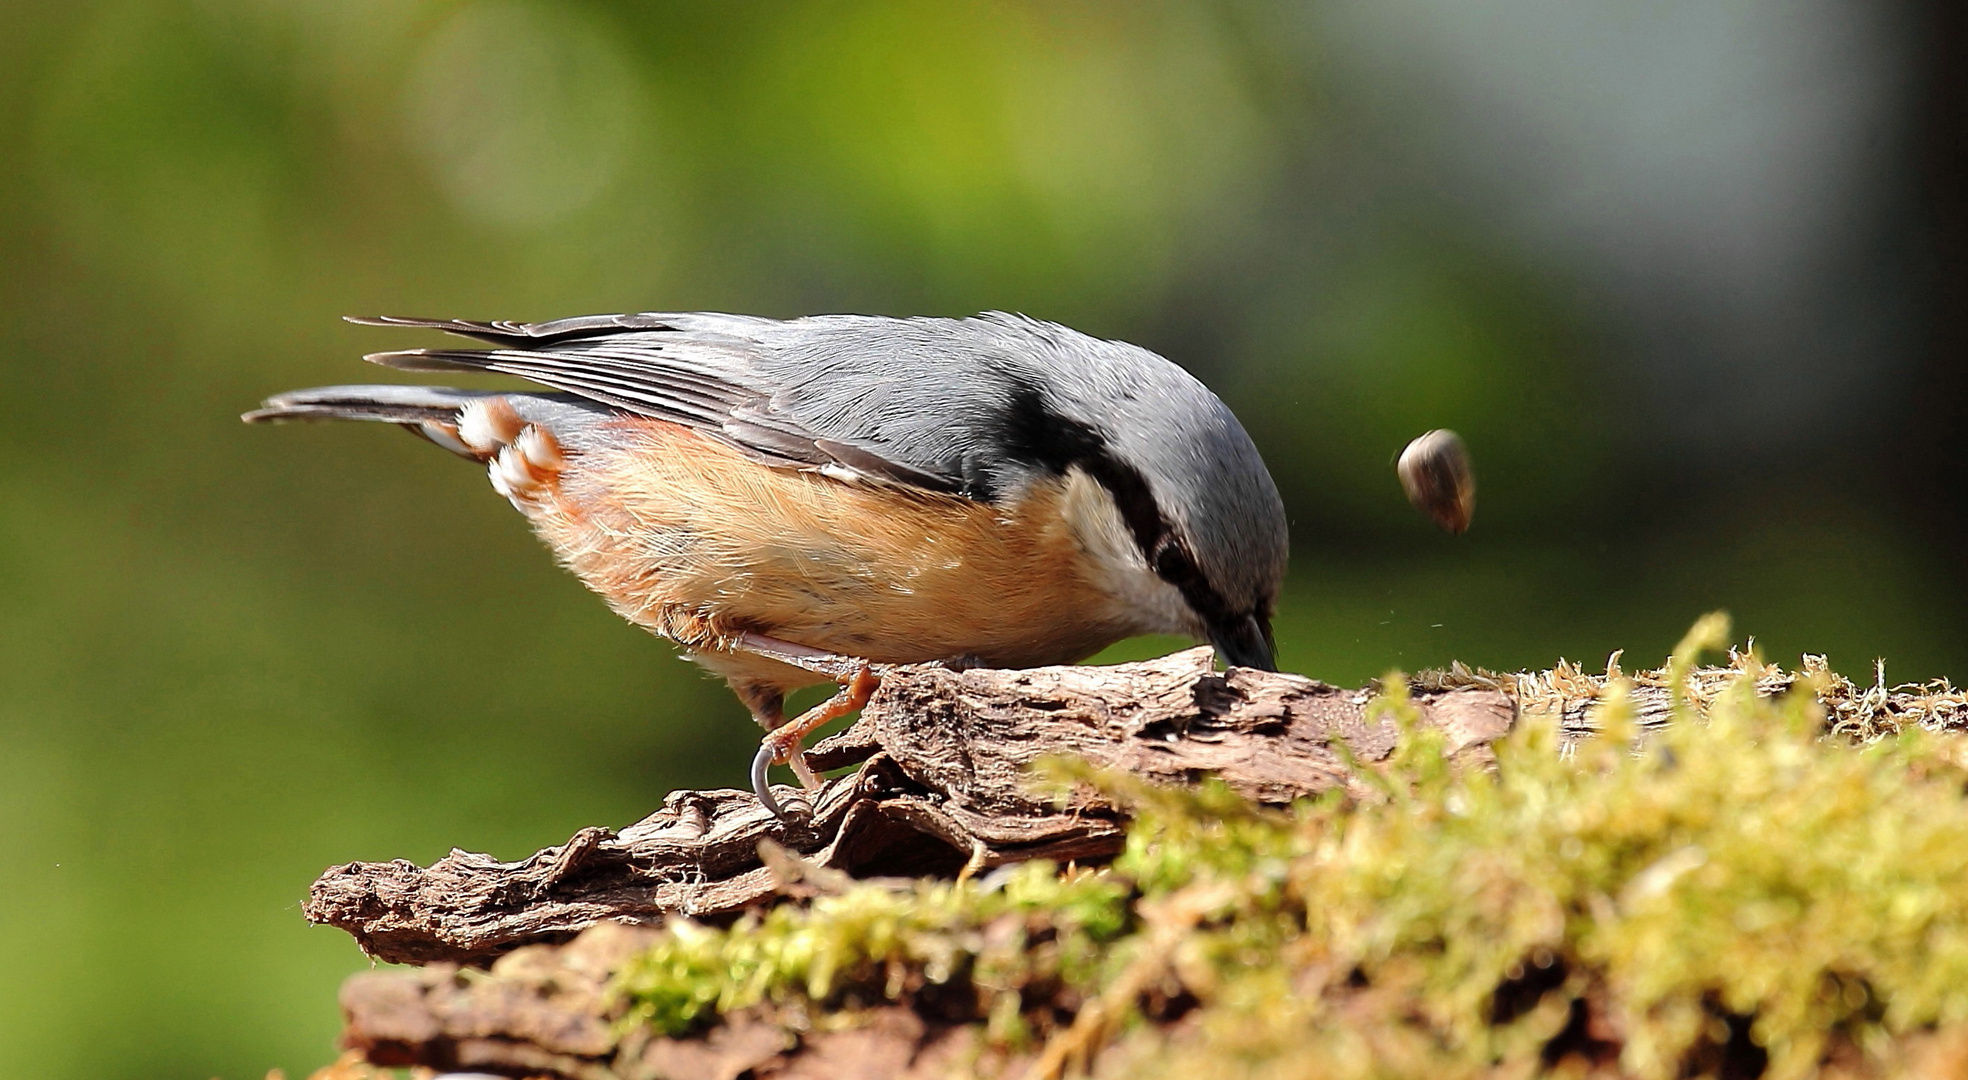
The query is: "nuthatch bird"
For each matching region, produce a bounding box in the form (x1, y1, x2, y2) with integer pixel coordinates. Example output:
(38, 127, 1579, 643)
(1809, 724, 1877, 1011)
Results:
(246, 312, 1288, 816)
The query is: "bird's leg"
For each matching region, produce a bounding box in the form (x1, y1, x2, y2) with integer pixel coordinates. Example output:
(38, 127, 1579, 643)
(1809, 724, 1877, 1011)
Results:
(729, 631, 869, 682)
(751, 665, 879, 809)
(729, 632, 882, 819)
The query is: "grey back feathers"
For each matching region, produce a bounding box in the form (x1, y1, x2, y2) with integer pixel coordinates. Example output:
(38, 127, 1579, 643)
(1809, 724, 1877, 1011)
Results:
(264, 311, 1290, 628)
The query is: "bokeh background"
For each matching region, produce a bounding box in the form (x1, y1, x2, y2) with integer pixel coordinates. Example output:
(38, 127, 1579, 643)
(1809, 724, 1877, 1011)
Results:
(0, 1, 1962, 1075)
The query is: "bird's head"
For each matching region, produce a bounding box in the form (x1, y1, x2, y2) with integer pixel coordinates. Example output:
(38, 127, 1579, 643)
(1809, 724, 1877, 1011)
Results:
(989, 324, 1289, 671)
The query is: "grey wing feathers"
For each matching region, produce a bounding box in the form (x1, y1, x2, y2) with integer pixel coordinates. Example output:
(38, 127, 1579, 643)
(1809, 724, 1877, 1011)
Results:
(355, 313, 976, 491)
(343, 312, 780, 347)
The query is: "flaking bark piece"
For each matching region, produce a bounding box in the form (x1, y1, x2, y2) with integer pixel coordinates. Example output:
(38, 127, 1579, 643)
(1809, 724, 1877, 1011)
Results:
(306, 648, 1515, 965)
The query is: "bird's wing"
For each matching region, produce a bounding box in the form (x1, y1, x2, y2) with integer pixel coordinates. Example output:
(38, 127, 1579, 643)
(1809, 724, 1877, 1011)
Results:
(352, 312, 1003, 495)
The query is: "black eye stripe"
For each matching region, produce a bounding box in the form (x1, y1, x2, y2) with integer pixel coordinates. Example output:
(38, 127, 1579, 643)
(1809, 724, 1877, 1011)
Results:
(998, 381, 1242, 626)
(1151, 536, 1238, 628)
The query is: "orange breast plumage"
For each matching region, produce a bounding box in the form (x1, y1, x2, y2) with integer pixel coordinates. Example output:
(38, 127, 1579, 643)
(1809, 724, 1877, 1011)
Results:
(520, 416, 1138, 687)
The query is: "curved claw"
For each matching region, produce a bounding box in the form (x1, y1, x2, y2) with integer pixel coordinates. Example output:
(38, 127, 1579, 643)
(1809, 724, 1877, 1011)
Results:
(752, 742, 786, 819)
(747, 661, 879, 822)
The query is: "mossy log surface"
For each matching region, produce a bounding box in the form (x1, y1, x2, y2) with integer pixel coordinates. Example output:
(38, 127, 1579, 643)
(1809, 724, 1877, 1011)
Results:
(306, 648, 1515, 966)
(332, 922, 980, 1080)
(308, 640, 1968, 1080)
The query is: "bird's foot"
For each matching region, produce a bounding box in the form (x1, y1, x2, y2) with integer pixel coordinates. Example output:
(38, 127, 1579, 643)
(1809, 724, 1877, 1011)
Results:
(750, 664, 880, 819)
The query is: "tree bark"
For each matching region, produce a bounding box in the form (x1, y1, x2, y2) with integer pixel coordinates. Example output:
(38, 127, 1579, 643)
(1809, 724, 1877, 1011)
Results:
(305, 647, 1514, 966)
(308, 647, 1968, 1080)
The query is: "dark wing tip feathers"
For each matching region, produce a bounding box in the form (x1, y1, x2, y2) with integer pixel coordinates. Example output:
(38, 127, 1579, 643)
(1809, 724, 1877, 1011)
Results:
(345, 312, 689, 347)
(362, 348, 490, 373)
(810, 437, 966, 494)
(344, 315, 526, 332)
(345, 314, 542, 340)
(344, 315, 545, 349)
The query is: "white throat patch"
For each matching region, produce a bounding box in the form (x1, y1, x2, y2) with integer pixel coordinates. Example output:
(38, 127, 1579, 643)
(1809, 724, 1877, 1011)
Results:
(1056, 466, 1199, 638)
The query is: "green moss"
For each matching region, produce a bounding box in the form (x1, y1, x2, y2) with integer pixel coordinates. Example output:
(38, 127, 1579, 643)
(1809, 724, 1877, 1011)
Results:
(613, 615, 1968, 1079)
(614, 860, 1131, 1041)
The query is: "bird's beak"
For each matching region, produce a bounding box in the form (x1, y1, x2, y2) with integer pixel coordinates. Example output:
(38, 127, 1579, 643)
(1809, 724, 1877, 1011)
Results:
(1209, 613, 1277, 672)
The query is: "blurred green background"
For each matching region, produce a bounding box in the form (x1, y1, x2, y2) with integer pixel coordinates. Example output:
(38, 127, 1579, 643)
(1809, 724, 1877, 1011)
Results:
(1, 1, 1963, 1075)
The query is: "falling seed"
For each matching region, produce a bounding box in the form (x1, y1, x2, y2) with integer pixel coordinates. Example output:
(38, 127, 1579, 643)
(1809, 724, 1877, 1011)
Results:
(1398, 429, 1475, 534)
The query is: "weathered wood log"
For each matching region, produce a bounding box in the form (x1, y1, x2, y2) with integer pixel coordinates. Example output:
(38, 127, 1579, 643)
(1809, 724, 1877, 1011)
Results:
(305, 648, 1515, 966)
(311, 647, 1968, 1080)
(334, 921, 990, 1080)
(304, 643, 1968, 968)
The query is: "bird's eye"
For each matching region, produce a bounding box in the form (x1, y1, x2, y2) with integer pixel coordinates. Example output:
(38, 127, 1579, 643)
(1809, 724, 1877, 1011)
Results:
(1151, 542, 1186, 577)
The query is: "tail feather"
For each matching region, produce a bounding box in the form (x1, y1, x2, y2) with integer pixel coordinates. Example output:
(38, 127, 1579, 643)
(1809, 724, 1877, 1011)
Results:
(241, 384, 499, 425)
(242, 383, 616, 466)
(244, 384, 524, 460)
